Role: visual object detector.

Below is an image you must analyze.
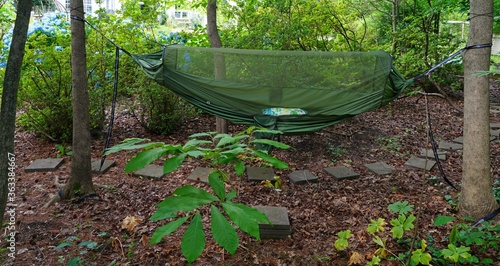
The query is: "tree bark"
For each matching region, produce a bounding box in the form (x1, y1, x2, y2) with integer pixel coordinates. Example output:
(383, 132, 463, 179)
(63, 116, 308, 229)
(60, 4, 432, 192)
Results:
(459, 0, 498, 219)
(207, 0, 228, 133)
(60, 0, 95, 199)
(0, 0, 32, 225)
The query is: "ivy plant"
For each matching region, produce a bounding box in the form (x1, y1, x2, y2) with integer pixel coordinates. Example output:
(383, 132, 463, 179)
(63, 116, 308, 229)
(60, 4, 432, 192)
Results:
(105, 127, 290, 263)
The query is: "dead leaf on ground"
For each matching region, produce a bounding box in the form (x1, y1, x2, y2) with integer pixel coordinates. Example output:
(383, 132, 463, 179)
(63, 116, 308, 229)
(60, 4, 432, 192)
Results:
(348, 251, 364, 265)
(121, 215, 143, 232)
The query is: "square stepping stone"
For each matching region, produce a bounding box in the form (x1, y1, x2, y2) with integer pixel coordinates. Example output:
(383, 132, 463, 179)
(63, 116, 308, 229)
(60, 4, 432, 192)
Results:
(187, 167, 213, 184)
(91, 159, 116, 174)
(491, 130, 499, 138)
(438, 141, 463, 151)
(420, 148, 446, 160)
(491, 123, 500, 129)
(288, 170, 318, 184)
(324, 166, 360, 180)
(453, 136, 496, 143)
(254, 205, 291, 239)
(25, 158, 65, 172)
(133, 165, 165, 180)
(247, 167, 274, 182)
(404, 156, 435, 171)
(365, 162, 395, 175)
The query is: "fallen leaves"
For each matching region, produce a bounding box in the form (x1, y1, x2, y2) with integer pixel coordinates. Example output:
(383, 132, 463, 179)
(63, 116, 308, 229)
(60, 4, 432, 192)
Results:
(121, 216, 143, 232)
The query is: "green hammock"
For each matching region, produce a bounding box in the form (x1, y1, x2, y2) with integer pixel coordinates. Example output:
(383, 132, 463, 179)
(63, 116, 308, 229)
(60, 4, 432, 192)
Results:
(131, 45, 413, 134)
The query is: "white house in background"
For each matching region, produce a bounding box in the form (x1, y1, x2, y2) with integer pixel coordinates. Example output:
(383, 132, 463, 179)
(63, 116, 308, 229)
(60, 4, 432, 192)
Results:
(53, 0, 121, 16)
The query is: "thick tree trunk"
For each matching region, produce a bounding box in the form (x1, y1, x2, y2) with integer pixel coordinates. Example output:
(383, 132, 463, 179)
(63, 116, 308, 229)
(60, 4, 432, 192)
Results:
(460, 0, 498, 219)
(207, 0, 228, 133)
(0, 0, 32, 225)
(60, 0, 95, 199)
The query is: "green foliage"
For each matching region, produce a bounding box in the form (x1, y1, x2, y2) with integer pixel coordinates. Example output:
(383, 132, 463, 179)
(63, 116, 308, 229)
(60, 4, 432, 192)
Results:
(327, 144, 346, 162)
(335, 200, 498, 265)
(55, 144, 72, 157)
(367, 218, 386, 235)
(390, 214, 415, 239)
(376, 136, 401, 154)
(107, 127, 289, 263)
(334, 230, 351, 251)
(388, 201, 414, 215)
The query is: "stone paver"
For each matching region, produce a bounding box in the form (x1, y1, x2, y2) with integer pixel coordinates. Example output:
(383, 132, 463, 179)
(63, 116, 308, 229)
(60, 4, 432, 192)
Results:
(453, 136, 496, 144)
(420, 148, 446, 160)
(324, 166, 360, 180)
(288, 170, 318, 184)
(247, 167, 275, 181)
(254, 205, 291, 239)
(25, 158, 65, 172)
(404, 156, 435, 171)
(187, 167, 213, 184)
(491, 123, 500, 129)
(91, 159, 116, 174)
(438, 141, 463, 151)
(365, 162, 395, 175)
(133, 165, 165, 180)
(491, 130, 500, 138)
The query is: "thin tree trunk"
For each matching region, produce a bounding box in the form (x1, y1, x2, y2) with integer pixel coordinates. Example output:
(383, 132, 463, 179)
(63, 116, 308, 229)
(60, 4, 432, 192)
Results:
(460, 0, 498, 219)
(60, 0, 95, 199)
(207, 0, 228, 133)
(0, 0, 32, 224)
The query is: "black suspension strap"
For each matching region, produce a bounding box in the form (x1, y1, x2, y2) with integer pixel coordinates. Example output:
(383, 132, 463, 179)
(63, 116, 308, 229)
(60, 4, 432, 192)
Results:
(99, 46, 120, 171)
(423, 92, 457, 190)
(413, 43, 492, 81)
(71, 15, 132, 57)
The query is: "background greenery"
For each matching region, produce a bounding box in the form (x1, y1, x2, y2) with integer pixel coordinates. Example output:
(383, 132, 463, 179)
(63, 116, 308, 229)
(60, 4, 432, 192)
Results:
(0, 0, 499, 141)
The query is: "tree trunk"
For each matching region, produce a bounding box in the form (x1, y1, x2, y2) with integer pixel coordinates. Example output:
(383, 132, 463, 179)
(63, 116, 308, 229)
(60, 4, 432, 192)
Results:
(60, 0, 95, 199)
(207, 0, 228, 133)
(459, 0, 498, 220)
(0, 0, 32, 225)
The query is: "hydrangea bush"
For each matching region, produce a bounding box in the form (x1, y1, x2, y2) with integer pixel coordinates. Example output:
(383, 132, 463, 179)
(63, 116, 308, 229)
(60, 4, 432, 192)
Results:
(1, 10, 204, 141)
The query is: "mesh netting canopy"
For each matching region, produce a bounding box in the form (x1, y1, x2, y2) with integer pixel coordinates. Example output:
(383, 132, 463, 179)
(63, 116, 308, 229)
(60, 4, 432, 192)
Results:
(132, 45, 413, 134)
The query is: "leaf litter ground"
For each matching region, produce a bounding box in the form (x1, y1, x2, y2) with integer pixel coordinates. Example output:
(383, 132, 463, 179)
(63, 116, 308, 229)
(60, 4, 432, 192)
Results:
(5, 90, 500, 265)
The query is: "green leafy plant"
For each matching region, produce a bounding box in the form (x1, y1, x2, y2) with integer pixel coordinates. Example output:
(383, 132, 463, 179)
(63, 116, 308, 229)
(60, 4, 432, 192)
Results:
(434, 215, 499, 264)
(261, 176, 284, 191)
(327, 144, 346, 162)
(105, 127, 290, 264)
(376, 136, 401, 154)
(334, 229, 352, 251)
(54, 236, 100, 266)
(55, 144, 72, 157)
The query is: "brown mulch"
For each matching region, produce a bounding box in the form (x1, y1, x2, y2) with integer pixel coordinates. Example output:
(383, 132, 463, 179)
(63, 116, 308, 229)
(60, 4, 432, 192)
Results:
(3, 88, 500, 265)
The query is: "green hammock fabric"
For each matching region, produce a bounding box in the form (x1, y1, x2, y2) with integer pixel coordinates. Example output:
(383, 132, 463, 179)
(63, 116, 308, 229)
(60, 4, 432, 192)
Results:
(131, 45, 413, 134)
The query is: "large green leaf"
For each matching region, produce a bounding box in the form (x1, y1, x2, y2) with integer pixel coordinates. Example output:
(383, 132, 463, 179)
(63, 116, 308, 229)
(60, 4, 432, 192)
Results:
(103, 138, 152, 155)
(189, 132, 215, 138)
(250, 149, 288, 169)
(433, 216, 456, 226)
(163, 153, 187, 174)
(209, 171, 226, 201)
(222, 202, 270, 240)
(251, 138, 290, 149)
(186, 150, 204, 158)
(234, 160, 245, 176)
(156, 195, 217, 212)
(124, 147, 168, 173)
(150, 216, 189, 244)
(183, 139, 212, 149)
(216, 135, 237, 147)
(181, 213, 205, 264)
(210, 205, 238, 255)
(149, 206, 177, 221)
(220, 147, 246, 157)
(173, 185, 220, 201)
